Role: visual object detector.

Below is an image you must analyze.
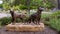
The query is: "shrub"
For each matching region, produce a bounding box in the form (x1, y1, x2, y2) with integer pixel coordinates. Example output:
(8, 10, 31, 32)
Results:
(12, 6, 19, 10)
(42, 10, 60, 31)
(0, 17, 12, 25)
(0, 4, 3, 8)
(30, 6, 37, 9)
(49, 18, 60, 31)
(0, 17, 28, 26)
(41, 13, 50, 19)
(3, 3, 11, 10)
(0, 17, 21, 25)
(51, 10, 60, 18)
(19, 5, 28, 10)
(41, 13, 51, 25)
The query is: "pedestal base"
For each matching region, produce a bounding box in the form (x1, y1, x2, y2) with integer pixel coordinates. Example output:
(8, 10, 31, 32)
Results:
(6, 23, 45, 32)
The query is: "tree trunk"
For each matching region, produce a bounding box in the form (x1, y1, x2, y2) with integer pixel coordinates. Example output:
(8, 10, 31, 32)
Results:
(58, 0, 60, 9)
(26, 0, 31, 16)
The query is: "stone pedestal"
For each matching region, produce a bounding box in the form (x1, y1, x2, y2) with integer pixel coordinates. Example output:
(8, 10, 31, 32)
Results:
(6, 23, 45, 32)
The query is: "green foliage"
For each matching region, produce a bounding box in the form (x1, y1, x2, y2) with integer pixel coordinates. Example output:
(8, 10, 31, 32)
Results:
(19, 0, 27, 5)
(30, 0, 43, 6)
(3, 3, 11, 10)
(0, 4, 3, 8)
(12, 6, 19, 10)
(0, 16, 27, 25)
(30, 6, 37, 9)
(2, 0, 55, 10)
(0, 17, 12, 25)
(44, 0, 55, 9)
(0, 17, 23, 25)
(19, 5, 28, 10)
(12, 0, 20, 6)
(41, 13, 50, 19)
(51, 10, 60, 17)
(49, 18, 60, 31)
(42, 10, 60, 31)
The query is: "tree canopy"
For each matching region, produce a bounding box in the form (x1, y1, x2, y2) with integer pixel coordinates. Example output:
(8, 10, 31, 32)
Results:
(2, 0, 56, 10)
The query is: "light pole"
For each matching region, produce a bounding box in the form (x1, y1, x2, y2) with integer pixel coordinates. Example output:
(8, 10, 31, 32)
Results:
(58, 0, 60, 10)
(26, 0, 30, 16)
(43, 0, 46, 10)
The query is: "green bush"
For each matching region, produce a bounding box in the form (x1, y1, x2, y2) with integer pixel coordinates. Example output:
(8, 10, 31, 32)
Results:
(19, 5, 28, 10)
(0, 17, 12, 25)
(0, 4, 3, 8)
(41, 13, 50, 19)
(0, 17, 28, 26)
(30, 6, 37, 9)
(41, 10, 60, 20)
(41, 13, 51, 25)
(12, 6, 20, 10)
(3, 3, 11, 10)
(0, 17, 21, 25)
(51, 10, 60, 17)
(49, 18, 60, 31)
(42, 10, 60, 31)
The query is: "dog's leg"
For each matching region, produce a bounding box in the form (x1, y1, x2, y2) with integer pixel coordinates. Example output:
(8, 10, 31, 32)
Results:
(20, 18, 23, 23)
(29, 19, 31, 24)
(32, 19, 34, 23)
(35, 19, 38, 25)
(32, 19, 36, 24)
(37, 18, 40, 25)
(27, 17, 31, 24)
(12, 17, 16, 25)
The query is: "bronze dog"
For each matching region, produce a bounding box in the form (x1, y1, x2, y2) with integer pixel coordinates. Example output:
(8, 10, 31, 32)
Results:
(27, 7, 44, 24)
(10, 9, 26, 24)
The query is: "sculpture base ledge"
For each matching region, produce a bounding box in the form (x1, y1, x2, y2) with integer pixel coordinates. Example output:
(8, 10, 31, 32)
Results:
(6, 23, 45, 32)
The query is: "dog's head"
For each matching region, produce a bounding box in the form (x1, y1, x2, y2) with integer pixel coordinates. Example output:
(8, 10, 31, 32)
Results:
(10, 9, 14, 13)
(38, 7, 44, 11)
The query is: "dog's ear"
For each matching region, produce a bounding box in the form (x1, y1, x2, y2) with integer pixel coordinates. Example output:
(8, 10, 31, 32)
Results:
(10, 8, 14, 11)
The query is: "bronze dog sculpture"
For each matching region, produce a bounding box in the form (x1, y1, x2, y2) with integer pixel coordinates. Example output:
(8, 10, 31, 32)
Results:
(10, 9, 26, 24)
(27, 7, 44, 24)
